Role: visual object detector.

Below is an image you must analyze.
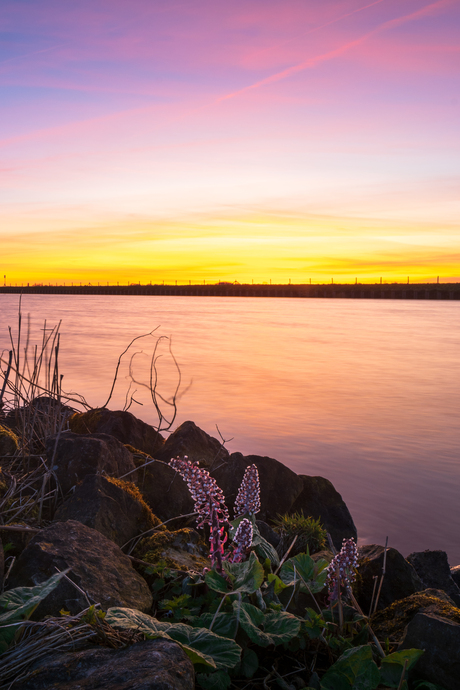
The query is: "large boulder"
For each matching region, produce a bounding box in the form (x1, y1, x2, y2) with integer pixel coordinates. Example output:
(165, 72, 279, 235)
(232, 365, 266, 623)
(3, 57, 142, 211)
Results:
(139, 460, 195, 523)
(7, 520, 153, 617)
(355, 544, 424, 613)
(156, 421, 229, 469)
(407, 550, 460, 607)
(210, 453, 304, 523)
(54, 475, 161, 547)
(68, 408, 164, 457)
(11, 639, 194, 690)
(290, 475, 357, 550)
(45, 432, 136, 494)
(135, 527, 210, 572)
(372, 588, 459, 646)
(399, 612, 460, 690)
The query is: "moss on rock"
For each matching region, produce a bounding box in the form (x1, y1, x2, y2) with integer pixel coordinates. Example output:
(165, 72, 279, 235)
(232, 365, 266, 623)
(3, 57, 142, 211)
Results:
(135, 528, 210, 572)
(0, 424, 19, 457)
(105, 477, 163, 530)
(372, 589, 460, 643)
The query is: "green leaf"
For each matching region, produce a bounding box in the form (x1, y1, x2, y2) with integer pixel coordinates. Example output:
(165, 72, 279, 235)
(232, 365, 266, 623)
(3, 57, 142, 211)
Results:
(0, 570, 68, 651)
(267, 573, 288, 595)
(252, 523, 280, 568)
(223, 551, 264, 594)
(205, 569, 230, 594)
(302, 608, 325, 640)
(321, 645, 380, 690)
(240, 648, 259, 678)
(191, 612, 238, 639)
(380, 649, 424, 688)
(106, 608, 241, 670)
(236, 601, 300, 647)
(279, 552, 328, 594)
(197, 670, 232, 690)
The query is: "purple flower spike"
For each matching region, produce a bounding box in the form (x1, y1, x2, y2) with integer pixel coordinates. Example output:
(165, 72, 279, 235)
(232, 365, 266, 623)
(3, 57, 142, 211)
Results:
(234, 464, 261, 517)
(229, 518, 253, 563)
(326, 538, 358, 602)
(169, 456, 229, 528)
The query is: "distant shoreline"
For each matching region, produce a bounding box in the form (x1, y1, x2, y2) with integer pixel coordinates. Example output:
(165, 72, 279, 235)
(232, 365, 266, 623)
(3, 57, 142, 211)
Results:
(1, 283, 459, 300)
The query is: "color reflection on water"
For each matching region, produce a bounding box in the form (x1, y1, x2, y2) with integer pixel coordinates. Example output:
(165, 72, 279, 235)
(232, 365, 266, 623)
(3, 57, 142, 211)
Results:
(1, 294, 459, 563)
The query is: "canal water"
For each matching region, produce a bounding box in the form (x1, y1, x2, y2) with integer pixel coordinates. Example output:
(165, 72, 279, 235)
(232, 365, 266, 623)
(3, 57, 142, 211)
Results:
(1, 294, 459, 563)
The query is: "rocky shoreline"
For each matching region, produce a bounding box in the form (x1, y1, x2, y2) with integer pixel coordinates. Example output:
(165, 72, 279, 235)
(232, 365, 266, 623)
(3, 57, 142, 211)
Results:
(1, 405, 460, 689)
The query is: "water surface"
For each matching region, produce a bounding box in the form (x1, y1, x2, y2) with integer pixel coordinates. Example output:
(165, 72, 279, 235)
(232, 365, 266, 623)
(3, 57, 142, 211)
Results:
(1, 294, 459, 563)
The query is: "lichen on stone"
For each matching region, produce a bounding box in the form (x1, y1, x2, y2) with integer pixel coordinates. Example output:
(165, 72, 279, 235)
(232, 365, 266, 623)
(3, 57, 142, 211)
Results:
(372, 589, 460, 642)
(0, 424, 20, 457)
(135, 528, 209, 571)
(68, 409, 103, 434)
(105, 477, 163, 530)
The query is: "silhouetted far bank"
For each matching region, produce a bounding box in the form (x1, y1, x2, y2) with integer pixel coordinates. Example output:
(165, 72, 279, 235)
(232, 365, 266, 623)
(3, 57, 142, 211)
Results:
(1, 282, 459, 300)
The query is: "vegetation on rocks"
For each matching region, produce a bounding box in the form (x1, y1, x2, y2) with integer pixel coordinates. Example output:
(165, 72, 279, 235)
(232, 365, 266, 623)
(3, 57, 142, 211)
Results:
(0, 309, 455, 689)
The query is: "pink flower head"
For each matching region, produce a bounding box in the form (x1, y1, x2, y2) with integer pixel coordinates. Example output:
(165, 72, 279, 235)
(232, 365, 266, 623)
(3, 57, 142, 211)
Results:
(234, 464, 261, 518)
(326, 538, 358, 602)
(229, 518, 253, 563)
(169, 456, 229, 529)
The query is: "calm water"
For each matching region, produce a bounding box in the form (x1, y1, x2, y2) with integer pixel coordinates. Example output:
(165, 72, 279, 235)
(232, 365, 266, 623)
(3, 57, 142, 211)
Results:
(1, 294, 459, 563)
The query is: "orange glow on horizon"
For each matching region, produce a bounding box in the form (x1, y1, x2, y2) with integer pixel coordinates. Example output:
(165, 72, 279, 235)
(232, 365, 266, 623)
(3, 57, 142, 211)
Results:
(2, 210, 459, 286)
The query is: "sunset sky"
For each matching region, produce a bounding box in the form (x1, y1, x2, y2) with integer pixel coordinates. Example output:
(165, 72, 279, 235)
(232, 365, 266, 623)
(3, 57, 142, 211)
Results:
(1, 0, 459, 284)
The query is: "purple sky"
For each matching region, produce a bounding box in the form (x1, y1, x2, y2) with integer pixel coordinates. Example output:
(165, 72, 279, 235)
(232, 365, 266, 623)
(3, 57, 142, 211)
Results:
(1, 0, 459, 283)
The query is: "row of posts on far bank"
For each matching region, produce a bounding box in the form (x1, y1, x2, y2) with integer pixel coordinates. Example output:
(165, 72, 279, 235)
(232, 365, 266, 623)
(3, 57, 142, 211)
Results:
(2, 275, 443, 288)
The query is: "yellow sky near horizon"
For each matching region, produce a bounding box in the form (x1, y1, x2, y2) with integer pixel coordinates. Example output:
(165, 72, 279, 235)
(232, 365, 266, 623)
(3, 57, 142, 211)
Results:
(3, 210, 459, 285)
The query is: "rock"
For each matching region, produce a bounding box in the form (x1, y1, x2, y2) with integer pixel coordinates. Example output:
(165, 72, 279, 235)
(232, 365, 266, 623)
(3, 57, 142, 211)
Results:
(7, 520, 153, 617)
(399, 612, 460, 690)
(135, 527, 210, 571)
(372, 588, 458, 644)
(407, 550, 460, 607)
(68, 408, 164, 457)
(256, 520, 280, 549)
(355, 544, 424, 613)
(138, 460, 195, 523)
(289, 475, 357, 550)
(0, 423, 19, 457)
(210, 453, 304, 523)
(45, 432, 136, 494)
(156, 420, 229, 469)
(54, 475, 161, 547)
(11, 639, 194, 690)
(451, 564, 460, 588)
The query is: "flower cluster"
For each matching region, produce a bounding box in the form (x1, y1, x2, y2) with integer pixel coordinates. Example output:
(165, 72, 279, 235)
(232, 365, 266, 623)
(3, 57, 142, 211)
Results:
(169, 456, 229, 528)
(234, 464, 261, 517)
(326, 538, 358, 602)
(229, 518, 253, 563)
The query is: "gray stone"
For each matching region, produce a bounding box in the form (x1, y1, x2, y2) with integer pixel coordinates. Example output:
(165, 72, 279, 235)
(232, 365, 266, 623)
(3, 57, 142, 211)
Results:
(451, 564, 460, 588)
(355, 544, 424, 613)
(407, 550, 460, 607)
(46, 432, 136, 494)
(156, 420, 229, 469)
(290, 475, 357, 550)
(399, 612, 460, 690)
(210, 452, 304, 523)
(7, 520, 152, 617)
(69, 408, 164, 457)
(138, 460, 195, 523)
(0, 423, 19, 457)
(11, 639, 194, 690)
(54, 474, 158, 547)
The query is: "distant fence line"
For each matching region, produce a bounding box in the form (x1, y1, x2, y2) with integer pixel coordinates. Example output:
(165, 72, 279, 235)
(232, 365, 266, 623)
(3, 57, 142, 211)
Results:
(0, 284, 459, 300)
